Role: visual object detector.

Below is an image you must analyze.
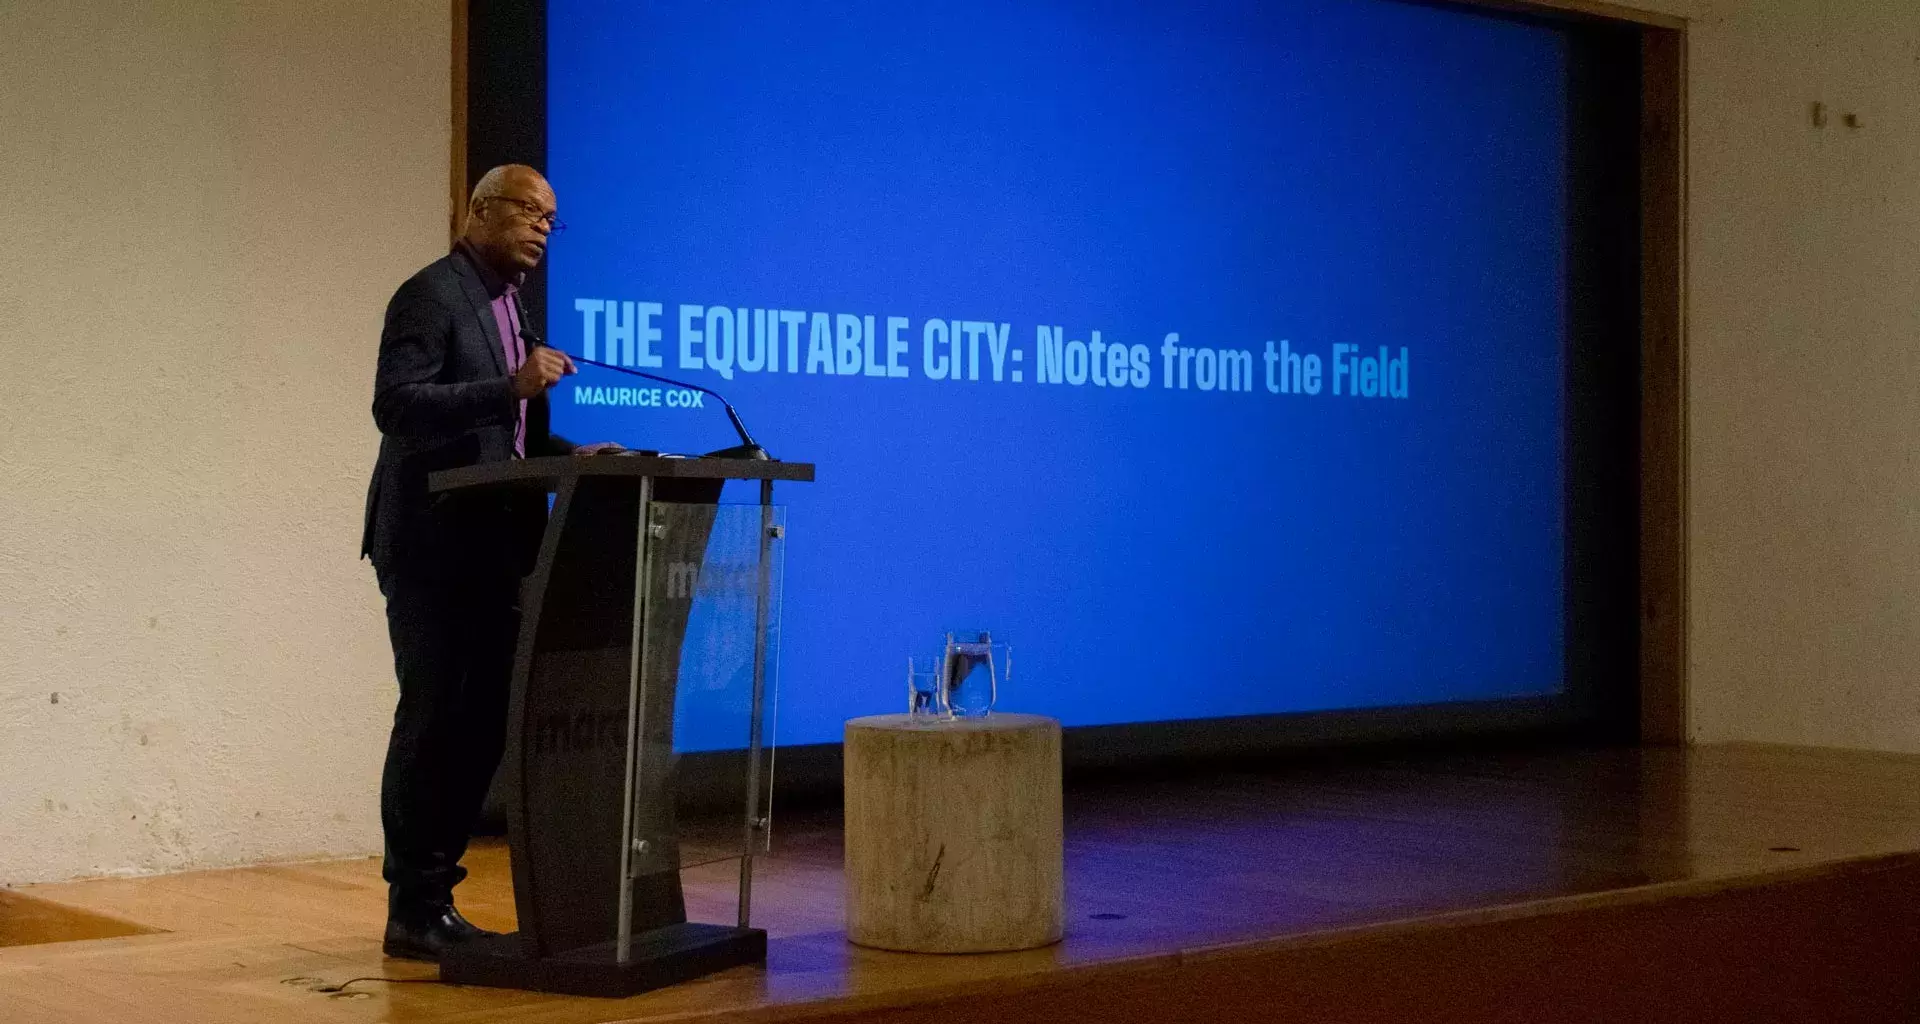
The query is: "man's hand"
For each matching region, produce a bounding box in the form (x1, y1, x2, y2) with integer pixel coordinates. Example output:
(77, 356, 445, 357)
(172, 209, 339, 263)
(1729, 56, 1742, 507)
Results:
(512, 347, 577, 399)
(572, 441, 626, 455)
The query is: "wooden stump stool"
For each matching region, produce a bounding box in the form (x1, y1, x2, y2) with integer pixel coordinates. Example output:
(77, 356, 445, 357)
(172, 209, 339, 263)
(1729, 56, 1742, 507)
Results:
(843, 713, 1064, 953)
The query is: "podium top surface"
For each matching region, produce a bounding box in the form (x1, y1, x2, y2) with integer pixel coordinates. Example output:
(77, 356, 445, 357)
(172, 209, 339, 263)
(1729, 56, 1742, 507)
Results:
(430, 454, 815, 493)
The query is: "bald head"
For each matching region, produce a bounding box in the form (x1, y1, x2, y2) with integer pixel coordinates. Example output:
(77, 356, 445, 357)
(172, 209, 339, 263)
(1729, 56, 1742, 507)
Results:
(461, 164, 558, 278)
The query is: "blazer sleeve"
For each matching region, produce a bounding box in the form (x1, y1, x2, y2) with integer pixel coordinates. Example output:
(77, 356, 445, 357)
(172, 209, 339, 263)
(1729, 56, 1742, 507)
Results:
(371, 278, 517, 438)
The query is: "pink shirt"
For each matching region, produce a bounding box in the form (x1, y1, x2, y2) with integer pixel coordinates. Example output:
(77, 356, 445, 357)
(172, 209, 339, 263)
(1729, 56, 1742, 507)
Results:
(490, 286, 528, 458)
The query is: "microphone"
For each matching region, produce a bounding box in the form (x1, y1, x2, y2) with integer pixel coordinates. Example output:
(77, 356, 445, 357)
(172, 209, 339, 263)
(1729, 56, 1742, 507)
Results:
(519, 327, 771, 461)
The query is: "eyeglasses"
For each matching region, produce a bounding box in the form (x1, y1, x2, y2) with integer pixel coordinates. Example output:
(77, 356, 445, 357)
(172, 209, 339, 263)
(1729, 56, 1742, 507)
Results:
(486, 196, 567, 234)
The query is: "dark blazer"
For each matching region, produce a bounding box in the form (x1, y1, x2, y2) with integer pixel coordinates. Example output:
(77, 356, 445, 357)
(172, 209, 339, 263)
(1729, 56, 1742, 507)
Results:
(360, 248, 571, 578)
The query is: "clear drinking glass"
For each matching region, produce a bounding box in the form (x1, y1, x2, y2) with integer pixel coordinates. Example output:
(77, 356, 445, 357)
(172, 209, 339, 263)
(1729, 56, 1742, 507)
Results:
(907, 654, 945, 719)
(942, 630, 1009, 718)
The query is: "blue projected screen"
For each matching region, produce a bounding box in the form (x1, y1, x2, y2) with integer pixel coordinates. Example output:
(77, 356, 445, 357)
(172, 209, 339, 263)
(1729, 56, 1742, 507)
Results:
(546, 0, 1568, 747)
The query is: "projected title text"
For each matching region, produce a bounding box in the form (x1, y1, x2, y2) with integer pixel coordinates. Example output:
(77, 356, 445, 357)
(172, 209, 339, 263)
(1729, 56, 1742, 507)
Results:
(569, 299, 1411, 402)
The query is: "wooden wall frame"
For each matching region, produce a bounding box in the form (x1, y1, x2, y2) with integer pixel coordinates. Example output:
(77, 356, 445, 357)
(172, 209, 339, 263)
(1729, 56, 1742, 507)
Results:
(449, 0, 469, 242)
(1637, 25, 1688, 745)
(447, 0, 1689, 747)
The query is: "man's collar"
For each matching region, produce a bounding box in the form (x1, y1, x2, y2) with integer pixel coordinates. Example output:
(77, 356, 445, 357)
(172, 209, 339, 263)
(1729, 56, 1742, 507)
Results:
(454, 239, 520, 298)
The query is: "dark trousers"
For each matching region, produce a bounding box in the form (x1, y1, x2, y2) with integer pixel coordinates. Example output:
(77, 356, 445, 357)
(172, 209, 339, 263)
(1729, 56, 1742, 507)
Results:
(377, 559, 521, 910)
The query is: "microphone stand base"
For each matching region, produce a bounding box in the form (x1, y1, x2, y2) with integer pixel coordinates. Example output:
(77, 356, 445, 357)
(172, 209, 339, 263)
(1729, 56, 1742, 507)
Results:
(702, 443, 772, 461)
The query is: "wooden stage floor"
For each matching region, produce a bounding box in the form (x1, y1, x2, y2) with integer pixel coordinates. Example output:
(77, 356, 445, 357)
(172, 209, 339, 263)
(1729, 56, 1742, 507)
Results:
(7, 743, 1920, 1023)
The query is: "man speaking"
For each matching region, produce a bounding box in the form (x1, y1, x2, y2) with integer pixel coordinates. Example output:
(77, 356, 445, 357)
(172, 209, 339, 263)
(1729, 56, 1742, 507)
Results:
(360, 164, 603, 960)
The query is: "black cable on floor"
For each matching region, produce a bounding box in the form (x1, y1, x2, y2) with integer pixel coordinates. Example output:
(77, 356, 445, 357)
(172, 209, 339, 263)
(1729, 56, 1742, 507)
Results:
(312, 976, 447, 994)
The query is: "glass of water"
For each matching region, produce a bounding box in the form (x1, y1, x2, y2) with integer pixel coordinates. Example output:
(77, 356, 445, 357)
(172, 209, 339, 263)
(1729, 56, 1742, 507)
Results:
(907, 654, 945, 719)
(942, 630, 1009, 718)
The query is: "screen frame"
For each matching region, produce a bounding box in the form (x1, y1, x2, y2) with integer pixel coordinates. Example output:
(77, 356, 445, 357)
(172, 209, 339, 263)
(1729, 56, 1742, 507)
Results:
(458, 0, 1685, 771)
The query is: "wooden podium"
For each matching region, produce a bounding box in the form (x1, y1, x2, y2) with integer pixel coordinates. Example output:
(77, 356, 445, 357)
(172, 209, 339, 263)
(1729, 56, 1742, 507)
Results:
(425, 454, 813, 997)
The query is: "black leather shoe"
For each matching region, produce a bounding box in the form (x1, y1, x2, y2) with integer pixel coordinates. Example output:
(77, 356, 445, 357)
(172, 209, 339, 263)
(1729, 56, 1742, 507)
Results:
(381, 904, 499, 961)
(440, 905, 497, 943)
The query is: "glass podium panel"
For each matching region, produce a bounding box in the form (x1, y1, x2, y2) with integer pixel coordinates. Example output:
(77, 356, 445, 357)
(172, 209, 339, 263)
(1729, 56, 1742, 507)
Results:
(624, 501, 786, 947)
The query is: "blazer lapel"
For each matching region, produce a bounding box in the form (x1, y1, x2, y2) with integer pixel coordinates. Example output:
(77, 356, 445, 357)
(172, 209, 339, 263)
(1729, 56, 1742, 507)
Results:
(449, 250, 508, 377)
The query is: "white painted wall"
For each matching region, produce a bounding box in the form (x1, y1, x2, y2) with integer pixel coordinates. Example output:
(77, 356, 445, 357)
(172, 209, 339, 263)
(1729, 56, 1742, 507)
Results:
(1, 0, 1917, 884)
(0, 2, 445, 883)
(1631, 0, 1920, 748)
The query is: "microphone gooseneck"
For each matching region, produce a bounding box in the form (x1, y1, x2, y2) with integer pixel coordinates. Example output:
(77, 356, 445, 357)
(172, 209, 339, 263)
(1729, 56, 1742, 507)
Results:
(520, 327, 771, 461)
